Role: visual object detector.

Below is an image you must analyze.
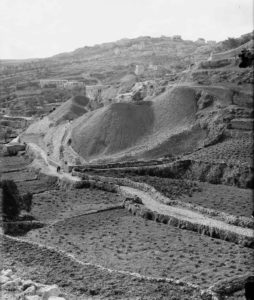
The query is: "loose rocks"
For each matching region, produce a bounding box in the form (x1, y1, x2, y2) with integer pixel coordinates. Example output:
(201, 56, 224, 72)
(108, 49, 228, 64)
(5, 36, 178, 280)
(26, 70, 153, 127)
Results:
(0, 269, 67, 300)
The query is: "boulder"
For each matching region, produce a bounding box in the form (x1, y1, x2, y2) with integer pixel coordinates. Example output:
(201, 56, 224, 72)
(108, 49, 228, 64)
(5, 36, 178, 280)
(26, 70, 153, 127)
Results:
(2, 278, 22, 291)
(22, 279, 35, 290)
(37, 284, 61, 300)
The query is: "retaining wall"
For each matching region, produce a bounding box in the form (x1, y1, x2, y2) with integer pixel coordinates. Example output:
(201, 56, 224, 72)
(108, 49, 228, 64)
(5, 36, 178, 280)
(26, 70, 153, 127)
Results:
(122, 199, 254, 248)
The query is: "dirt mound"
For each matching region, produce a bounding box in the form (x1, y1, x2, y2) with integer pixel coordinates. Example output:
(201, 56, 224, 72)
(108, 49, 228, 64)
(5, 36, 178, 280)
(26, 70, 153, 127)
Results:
(71, 101, 154, 159)
(49, 95, 89, 124)
(70, 86, 206, 162)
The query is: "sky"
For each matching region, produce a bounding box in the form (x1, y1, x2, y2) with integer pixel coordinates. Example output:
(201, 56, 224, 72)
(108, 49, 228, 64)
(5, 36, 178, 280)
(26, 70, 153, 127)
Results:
(0, 0, 253, 59)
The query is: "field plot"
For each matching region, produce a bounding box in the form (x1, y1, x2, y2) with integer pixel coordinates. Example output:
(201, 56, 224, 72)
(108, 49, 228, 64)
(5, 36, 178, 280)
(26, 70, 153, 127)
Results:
(0, 156, 30, 173)
(1, 236, 203, 300)
(1, 170, 37, 182)
(180, 182, 253, 217)
(25, 208, 253, 289)
(31, 189, 122, 223)
(184, 136, 253, 166)
(15, 174, 59, 196)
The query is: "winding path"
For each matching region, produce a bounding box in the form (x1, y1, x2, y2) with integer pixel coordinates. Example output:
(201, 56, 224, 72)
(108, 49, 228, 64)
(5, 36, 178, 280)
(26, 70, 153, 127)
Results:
(25, 141, 254, 240)
(27, 142, 80, 182)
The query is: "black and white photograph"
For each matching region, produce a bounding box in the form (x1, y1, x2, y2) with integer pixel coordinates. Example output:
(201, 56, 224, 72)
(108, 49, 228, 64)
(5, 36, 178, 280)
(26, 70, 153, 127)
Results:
(0, 0, 253, 299)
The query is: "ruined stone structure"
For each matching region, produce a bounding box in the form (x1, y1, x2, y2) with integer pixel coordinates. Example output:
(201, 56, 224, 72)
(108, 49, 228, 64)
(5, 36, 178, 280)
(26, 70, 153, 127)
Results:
(40, 79, 68, 88)
(40, 79, 84, 89)
(135, 64, 145, 75)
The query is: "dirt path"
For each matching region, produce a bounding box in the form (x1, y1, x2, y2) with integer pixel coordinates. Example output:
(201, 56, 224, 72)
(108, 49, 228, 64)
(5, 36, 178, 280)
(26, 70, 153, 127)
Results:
(27, 142, 80, 182)
(120, 186, 254, 238)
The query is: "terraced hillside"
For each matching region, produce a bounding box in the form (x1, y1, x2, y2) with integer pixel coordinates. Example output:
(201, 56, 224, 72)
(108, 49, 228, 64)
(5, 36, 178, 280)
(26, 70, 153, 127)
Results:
(1, 33, 253, 300)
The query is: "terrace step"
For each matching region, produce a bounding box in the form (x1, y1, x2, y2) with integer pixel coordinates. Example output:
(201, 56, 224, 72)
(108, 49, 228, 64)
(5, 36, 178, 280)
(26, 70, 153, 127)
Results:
(229, 118, 254, 130)
(224, 129, 253, 138)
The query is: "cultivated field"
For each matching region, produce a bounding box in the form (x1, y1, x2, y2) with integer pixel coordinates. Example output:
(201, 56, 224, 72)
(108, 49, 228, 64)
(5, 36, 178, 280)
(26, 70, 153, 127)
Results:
(24, 208, 252, 289)
(179, 182, 253, 217)
(0, 169, 37, 182)
(15, 174, 59, 196)
(31, 189, 122, 223)
(1, 235, 203, 300)
(0, 155, 31, 173)
(184, 136, 253, 166)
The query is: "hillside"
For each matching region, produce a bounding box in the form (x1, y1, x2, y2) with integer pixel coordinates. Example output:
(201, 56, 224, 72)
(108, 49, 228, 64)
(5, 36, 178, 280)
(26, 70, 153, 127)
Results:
(1, 31, 254, 300)
(48, 95, 89, 124)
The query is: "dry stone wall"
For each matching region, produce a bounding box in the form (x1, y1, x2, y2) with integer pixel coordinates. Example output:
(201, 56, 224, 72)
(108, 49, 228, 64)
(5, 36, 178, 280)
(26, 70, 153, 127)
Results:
(122, 197, 254, 248)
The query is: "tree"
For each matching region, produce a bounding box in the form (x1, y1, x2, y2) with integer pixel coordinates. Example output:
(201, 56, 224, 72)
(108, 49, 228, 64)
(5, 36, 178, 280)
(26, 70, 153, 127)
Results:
(239, 49, 254, 68)
(1, 180, 33, 220)
(1, 180, 20, 220)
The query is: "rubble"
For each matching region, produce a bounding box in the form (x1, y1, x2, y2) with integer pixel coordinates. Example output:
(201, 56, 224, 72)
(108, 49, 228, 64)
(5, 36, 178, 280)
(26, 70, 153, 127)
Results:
(0, 269, 67, 300)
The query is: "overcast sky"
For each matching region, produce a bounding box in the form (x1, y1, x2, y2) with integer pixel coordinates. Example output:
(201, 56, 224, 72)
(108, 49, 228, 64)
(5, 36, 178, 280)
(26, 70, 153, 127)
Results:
(0, 0, 253, 59)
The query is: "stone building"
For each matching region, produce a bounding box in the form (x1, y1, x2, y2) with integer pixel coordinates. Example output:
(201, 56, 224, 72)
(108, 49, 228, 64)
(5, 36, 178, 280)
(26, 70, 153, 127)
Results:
(135, 65, 145, 76)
